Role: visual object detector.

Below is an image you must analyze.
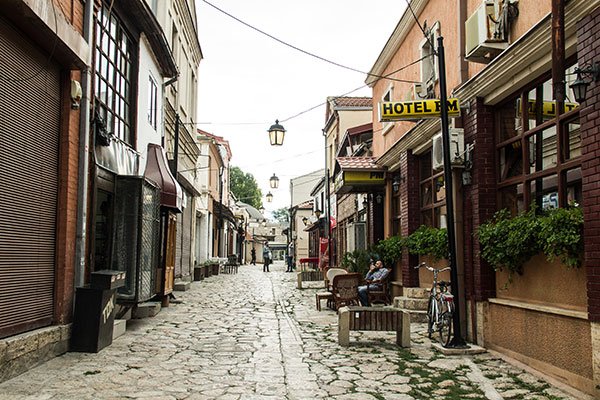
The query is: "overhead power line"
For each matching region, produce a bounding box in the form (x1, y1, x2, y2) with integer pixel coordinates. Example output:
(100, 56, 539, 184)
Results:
(200, 0, 421, 84)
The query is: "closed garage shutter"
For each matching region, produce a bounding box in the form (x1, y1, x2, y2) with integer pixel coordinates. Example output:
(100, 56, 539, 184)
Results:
(0, 17, 60, 339)
(175, 212, 182, 278)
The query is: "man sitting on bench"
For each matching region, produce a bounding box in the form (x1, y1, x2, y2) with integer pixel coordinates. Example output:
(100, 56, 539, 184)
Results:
(358, 259, 390, 306)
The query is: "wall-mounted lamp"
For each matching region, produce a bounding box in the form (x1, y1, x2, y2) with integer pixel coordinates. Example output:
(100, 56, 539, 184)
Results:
(266, 192, 273, 202)
(269, 173, 279, 189)
(314, 209, 322, 218)
(569, 63, 600, 103)
(362, 195, 369, 208)
(392, 174, 403, 193)
(302, 216, 308, 226)
(375, 193, 383, 204)
(267, 119, 286, 146)
(71, 80, 82, 109)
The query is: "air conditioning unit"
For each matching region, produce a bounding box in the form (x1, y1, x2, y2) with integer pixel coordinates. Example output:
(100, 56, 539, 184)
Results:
(413, 82, 434, 99)
(432, 129, 465, 171)
(465, 0, 507, 63)
(347, 222, 367, 252)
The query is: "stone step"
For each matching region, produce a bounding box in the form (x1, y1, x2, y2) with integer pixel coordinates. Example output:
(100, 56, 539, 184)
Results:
(394, 296, 429, 311)
(174, 281, 191, 292)
(403, 287, 430, 299)
(132, 302, 161, 319)
(112, 319, 126, 340)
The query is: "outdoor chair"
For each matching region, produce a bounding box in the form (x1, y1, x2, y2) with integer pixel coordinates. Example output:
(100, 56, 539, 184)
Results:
(315, 268, 348, 311)
(365, 272, 392, 305)
(331, 273, 362, 310)
(325, 267, 347, 290)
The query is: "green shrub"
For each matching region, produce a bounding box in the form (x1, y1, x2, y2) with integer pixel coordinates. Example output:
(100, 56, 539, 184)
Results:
(405, 225, 448, 261)
(538, 206, 583, 268)
(339, 249, 372, 276)
(372, 235, 404, 267)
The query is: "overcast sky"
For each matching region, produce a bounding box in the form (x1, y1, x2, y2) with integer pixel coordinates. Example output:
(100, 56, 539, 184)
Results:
(195, 0, 406, 215)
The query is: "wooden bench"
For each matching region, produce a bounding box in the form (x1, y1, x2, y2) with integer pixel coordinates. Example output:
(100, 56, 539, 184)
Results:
(297, 270, 325, 289)
(338, 306, 411, 347)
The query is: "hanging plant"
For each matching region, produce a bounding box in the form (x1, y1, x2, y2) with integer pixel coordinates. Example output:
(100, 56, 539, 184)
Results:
(405, 225, 448, 261)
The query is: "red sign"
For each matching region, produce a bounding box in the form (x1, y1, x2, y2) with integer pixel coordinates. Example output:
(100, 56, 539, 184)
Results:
(319, 238, 329, 270)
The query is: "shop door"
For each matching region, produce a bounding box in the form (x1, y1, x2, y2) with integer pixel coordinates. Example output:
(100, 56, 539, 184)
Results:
(175, 212, 182, 278)
(181, 201, 192, 279)
(0, 17, 60, 339)
(163, 213, 176, 295)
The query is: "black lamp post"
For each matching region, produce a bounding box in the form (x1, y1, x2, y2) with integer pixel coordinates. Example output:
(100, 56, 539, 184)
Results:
(268, 120, 286, 146)
(269, 173, 279, 189)
(569, 63, 600, 103)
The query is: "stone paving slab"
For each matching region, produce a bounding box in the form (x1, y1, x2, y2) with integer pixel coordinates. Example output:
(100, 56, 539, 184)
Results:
(0, 261, 592, 399)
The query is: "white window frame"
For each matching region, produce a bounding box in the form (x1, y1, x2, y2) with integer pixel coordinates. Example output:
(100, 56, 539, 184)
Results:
(419, 21, 441, 95)
(382, 83, 394, 135)
(148, 75, 158, 130)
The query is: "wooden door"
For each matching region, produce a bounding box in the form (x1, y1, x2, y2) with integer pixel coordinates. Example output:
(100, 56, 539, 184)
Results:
(163, 212, 177, 295)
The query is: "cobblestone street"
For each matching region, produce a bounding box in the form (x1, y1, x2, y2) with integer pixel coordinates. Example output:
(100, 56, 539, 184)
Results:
(0, 262, 588, 400)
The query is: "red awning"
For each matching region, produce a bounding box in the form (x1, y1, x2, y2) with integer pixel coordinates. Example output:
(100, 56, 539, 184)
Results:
(144, 143, 183, 211)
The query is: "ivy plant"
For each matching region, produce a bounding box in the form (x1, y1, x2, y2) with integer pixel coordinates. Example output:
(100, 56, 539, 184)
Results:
(477, 206, 583, 278)
(405, 225, 448, 261)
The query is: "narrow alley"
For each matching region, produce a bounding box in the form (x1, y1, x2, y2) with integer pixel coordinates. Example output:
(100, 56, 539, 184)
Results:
(0, 262, 585, 400)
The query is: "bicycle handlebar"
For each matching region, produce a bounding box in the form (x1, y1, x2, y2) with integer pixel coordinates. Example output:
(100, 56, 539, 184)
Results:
(413, 262, 451, 273)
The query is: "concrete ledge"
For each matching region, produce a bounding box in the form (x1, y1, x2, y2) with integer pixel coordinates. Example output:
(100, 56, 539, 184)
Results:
(112, 320, 127, 340)
(0, 324, 70, 383)
(431, 342, 486, 355)
(174, 281, 191, 292)
(132, 302, 161, 319)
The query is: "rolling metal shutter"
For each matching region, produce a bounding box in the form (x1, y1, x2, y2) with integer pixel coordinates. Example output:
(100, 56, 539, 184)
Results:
(0, 17, 60, 338)
(175, 212, 182, 278)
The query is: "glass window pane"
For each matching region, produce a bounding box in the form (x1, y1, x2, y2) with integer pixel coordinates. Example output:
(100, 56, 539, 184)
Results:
(421, 182, 432, 207)
(499, 185, 524, 216)
(435, 205, 447, 229)
(530, 174, 558, 210)
(564, 120, 581, 160)
(434, 176, 445, 202)
(421, 211, 433, 227)
(566, 167, 582, 207)
(498, 98, 520, 142)
(499, 141, 523, 181)
(528, 126, 557, 174)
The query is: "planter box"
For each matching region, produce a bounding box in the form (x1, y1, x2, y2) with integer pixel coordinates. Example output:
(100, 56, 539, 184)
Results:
(211, 263, 220, 276)
(193, 267, 204, 281)
(204, 264, 212, 277)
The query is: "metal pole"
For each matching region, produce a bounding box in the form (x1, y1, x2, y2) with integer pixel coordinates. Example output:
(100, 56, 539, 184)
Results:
(437, 36, 467, 348)
(323, 131, 332, 268)
(171, 113, 180, 176)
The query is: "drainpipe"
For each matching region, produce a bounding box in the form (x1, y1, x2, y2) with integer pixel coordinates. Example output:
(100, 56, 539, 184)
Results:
(458, 0, 468, 83)
(74, 0, 94, 287)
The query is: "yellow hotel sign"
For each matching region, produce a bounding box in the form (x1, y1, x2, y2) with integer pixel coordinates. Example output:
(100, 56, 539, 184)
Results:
(379, 98, 461, 121)
(334, 171, 385, 193)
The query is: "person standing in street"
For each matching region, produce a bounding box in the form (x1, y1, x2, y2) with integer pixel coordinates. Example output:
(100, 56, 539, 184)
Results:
(262, 243, 271, 272)
(250, 247, 256, 265)
(286, 242, 294, 272)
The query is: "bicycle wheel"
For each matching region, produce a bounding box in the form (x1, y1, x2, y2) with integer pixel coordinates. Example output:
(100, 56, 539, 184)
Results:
(438, 302, 453, 347)
(426, 296, 436, 338)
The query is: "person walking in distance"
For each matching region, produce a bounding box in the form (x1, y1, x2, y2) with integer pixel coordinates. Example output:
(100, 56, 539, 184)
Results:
(250, 247, 256, 265)
(262, 242, 271, 272)
(286, 241, 294, 272)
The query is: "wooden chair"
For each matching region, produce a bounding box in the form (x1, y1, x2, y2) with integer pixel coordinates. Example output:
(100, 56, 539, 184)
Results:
(331, 273, 362, 310)
(366, 272, 392, 305)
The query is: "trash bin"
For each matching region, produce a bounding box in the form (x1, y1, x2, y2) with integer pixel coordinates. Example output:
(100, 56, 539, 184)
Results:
(71, 270, 125, 353)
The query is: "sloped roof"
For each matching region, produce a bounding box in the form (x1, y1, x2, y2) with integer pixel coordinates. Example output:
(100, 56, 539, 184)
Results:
(330, 96, 373, 109)
(237, 202, 264, 220)
(336, 156, 383, 171)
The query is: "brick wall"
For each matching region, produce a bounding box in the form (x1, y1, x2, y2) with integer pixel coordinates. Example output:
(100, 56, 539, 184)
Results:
(400, 150, 420, 287)
(55, 0, 85, 34)
(578, 7, 600, 322)
(462, 98, 497, 301)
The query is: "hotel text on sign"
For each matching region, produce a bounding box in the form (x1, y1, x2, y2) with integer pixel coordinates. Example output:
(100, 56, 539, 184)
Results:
(379, 98, 461, 121)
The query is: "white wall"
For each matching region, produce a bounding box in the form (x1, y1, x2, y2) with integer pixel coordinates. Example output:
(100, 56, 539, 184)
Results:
(136, 34, 164, 173)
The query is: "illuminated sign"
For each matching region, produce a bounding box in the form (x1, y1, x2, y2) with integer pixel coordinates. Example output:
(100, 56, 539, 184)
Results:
(517, 99, 579, 118)
(379, 98, 461, 121)
(334, 171, 385, 193)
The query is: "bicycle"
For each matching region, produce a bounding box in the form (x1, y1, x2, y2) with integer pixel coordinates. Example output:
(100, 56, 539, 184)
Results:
(414, 262, 454, 347)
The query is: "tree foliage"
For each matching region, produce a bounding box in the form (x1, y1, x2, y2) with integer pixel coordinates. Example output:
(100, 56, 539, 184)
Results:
(230, 166, 262, 209)
(271, 207, 289, 223)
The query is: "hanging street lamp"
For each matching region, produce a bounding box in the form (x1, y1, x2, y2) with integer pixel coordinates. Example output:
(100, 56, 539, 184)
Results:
(266, 192, 273, 202)
(269, 173, 279, 189)
(267, 120, 286, 146)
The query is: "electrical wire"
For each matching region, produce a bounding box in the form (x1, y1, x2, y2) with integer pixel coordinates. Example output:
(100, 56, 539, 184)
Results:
(200, 0, 420, 84)
(404, 0, 436, 53)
